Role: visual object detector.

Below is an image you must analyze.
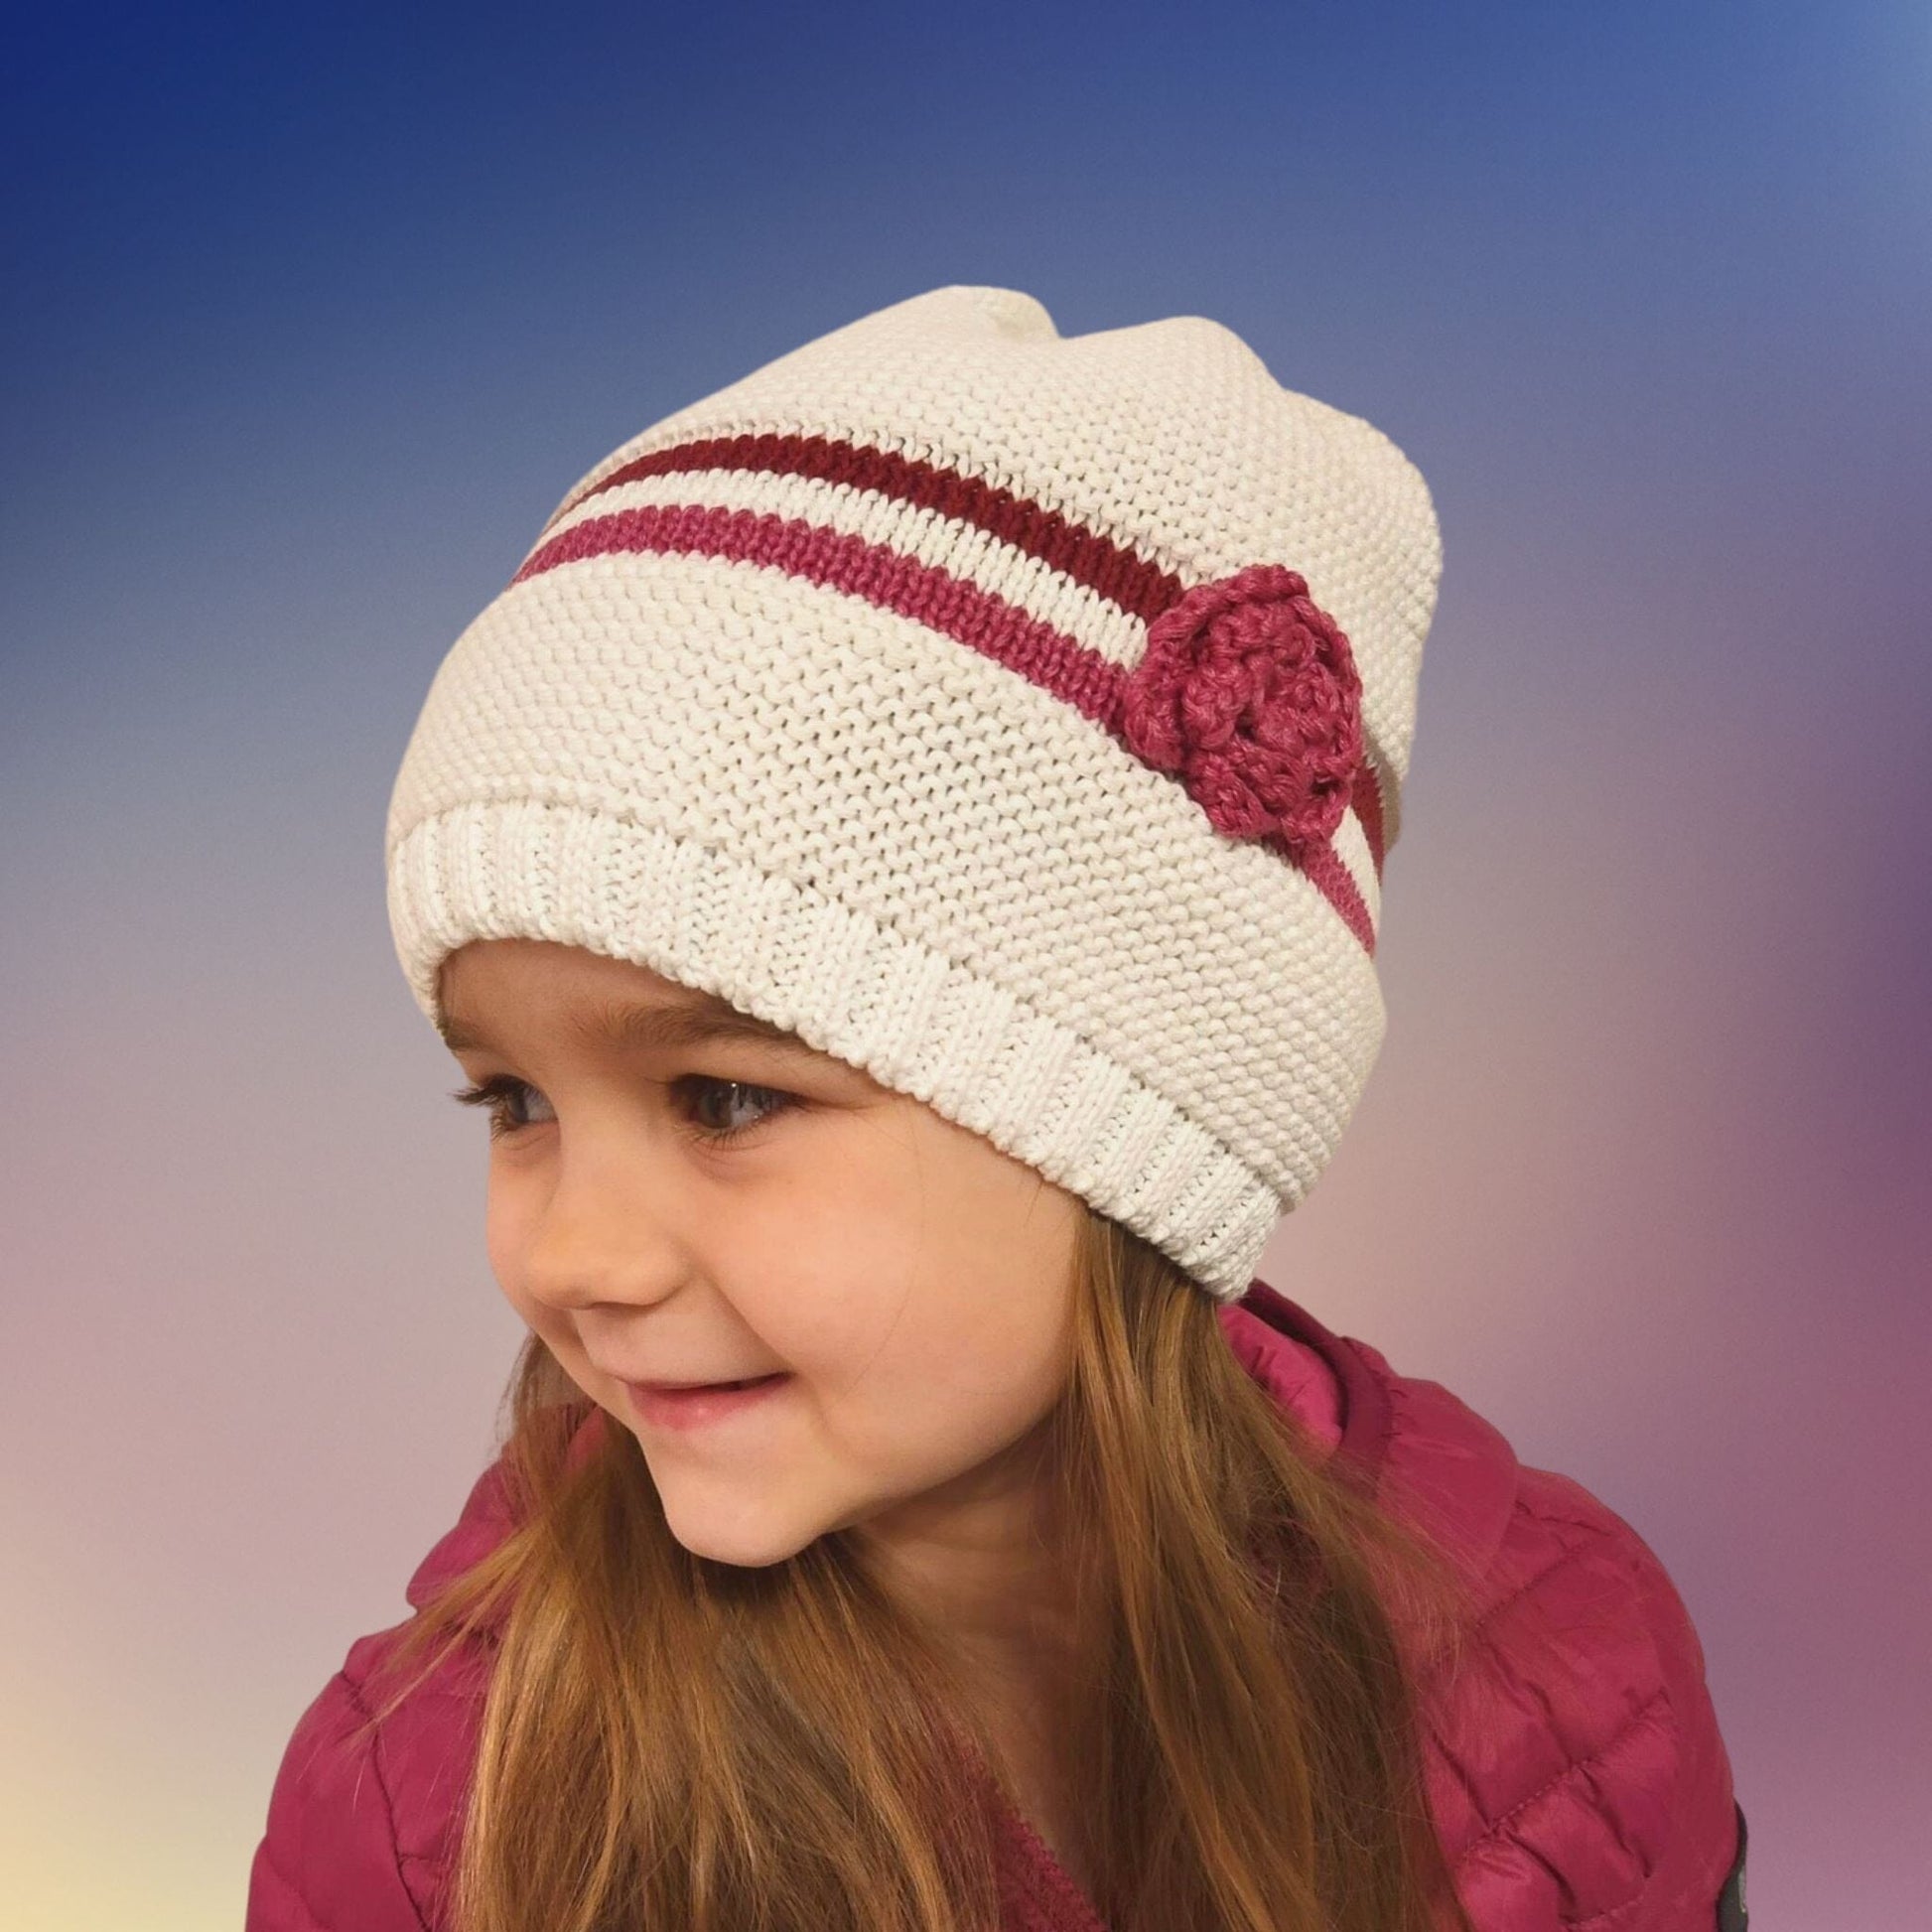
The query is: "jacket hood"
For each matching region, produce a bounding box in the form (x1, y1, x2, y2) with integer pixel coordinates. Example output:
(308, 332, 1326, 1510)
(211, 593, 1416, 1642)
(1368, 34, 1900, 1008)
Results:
(403, 1277, 1521, 1616)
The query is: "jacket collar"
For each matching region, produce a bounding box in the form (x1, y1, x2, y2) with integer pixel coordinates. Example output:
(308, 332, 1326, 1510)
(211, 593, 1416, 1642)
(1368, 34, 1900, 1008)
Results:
(1231, 1278, 1522, 1592)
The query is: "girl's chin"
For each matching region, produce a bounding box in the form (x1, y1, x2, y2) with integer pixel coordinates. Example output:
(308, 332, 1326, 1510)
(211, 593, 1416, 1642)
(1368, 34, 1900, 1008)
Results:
(660, 1512, 822, 1570)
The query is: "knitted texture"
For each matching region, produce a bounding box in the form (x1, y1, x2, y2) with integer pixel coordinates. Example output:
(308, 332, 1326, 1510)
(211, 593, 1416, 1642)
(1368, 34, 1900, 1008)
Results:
(384, 285, 1443, 1300)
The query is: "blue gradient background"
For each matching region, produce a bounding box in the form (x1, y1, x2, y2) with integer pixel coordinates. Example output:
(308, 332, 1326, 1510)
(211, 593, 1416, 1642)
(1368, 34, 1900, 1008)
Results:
(4, 3, 1927, 1924)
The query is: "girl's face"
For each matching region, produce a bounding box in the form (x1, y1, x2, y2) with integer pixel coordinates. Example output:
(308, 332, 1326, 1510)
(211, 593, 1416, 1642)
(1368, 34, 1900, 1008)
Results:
(437, 938, 1085, 1573)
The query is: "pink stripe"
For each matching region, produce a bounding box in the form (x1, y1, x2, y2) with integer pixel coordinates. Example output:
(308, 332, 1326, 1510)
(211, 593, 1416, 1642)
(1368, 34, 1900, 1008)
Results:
(1351, 764, 1386, 882)
(511, 504, 1375, 954)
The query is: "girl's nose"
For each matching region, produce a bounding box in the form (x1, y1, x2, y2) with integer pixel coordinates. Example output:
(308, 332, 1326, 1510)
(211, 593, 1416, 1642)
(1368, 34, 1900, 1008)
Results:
(514, 1150, 693, 1315)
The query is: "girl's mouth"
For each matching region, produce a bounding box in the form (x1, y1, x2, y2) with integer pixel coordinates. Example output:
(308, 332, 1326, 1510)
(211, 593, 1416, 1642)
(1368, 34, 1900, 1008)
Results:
(623, 1373, 791, 1432)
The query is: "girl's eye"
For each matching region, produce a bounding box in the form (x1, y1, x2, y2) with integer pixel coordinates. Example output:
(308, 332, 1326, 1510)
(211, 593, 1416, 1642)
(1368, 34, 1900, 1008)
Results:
(448, 1073, 797, 1147)
(672, 1075, 798, 1144)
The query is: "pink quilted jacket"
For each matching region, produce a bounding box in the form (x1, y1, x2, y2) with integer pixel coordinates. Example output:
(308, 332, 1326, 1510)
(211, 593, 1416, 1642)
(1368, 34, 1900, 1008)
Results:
(246, 1281, 1747, 1930)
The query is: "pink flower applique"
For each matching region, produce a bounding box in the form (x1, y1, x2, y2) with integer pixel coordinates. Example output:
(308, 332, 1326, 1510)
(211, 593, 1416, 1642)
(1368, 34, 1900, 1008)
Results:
(1119, 562, 1365, 851)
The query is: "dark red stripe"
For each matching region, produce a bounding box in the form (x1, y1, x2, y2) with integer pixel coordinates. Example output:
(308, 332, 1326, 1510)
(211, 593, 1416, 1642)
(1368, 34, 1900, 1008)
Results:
(511, 502, 1375, 954)
(543, 432, 1187, 625)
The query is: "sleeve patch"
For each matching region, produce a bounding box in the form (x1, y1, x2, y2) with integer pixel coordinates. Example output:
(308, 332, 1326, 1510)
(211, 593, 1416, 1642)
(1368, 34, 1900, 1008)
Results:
(1718, 1800, 1748, 1931)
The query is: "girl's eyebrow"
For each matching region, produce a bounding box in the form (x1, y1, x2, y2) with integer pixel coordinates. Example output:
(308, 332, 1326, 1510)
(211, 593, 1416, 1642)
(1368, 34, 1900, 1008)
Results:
(438, 998, 821, 1061)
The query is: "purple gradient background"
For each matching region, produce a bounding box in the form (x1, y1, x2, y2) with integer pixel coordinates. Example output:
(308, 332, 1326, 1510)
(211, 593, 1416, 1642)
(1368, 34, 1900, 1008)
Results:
(4, 3, 1927, 1923)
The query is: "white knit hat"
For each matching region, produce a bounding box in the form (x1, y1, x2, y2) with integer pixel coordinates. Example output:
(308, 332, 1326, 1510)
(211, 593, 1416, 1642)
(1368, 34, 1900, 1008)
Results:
(385, 285, 1442, 1302)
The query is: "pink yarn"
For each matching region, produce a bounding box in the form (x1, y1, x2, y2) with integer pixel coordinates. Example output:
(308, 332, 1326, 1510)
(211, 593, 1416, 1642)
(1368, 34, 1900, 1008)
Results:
(1119, 564, 1365, 851)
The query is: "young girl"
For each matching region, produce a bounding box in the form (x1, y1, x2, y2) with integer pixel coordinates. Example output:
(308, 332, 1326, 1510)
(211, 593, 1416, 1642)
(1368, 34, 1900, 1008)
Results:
(246, 285, 1746, 1932)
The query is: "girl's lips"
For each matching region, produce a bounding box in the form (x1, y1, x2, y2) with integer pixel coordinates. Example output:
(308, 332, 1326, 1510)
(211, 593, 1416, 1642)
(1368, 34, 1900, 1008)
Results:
(623, 1372, 792, 1432)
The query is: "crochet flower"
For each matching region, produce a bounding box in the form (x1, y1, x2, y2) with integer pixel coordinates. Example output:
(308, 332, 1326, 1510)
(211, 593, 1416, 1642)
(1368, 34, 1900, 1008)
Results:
(1119, 563, 1365, 850)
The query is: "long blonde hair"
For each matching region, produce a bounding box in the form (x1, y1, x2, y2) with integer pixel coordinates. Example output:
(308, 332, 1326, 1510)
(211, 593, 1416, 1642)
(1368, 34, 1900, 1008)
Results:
(366, 1209, 1480, 1931)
